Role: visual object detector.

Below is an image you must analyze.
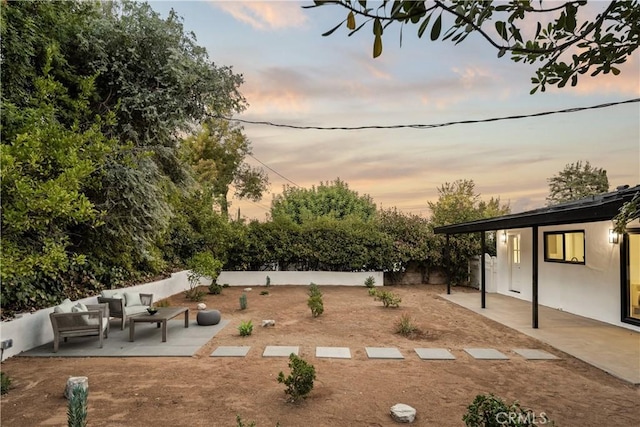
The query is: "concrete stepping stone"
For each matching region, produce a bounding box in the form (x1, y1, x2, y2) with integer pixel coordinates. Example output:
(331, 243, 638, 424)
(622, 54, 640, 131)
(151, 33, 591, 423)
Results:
(513, 348, 559, 360)
(464, 348, 509, 360)
(211, 346, 251, 357)
(414, 348, 456, 360)
(365, 347, 404, 359)
(263, 346, 299, 357)
(316, 346, 351, 359)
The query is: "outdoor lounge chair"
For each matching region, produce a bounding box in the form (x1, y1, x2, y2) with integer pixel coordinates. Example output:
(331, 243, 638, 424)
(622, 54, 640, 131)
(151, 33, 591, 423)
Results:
(50, 300, 110, 352)
(98, 290, 154, 330)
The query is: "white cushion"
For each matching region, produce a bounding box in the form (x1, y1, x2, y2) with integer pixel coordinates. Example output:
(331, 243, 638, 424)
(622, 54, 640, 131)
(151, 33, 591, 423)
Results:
(111, 293, 123, 300)
(124, 292, 142, 307)
(71, 303, 88, 313)
(54, 299, 74, 313)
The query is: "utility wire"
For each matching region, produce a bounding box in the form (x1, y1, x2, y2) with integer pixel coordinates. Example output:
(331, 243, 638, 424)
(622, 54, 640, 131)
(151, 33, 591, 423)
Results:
(248, 154, 301, 188)
(221, 98, 639, 131)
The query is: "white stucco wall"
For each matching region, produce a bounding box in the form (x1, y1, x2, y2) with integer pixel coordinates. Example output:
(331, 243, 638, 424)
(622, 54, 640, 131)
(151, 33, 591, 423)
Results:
(496, 221, 640, 332)
(0, 270, 191, 361)
(217, 271, 384, 287)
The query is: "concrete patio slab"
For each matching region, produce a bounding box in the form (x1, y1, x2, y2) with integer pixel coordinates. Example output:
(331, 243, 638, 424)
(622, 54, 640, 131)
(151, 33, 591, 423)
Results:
(20, 319, 229, 358)
(211, 346, 251, 357)
(464, 348, 509, 360)
(442, 292, 640, 384)
(263, 346, 299, 357)
(513, 348, 559, 360)
(414, 348, 456, 360)
(365, 347, 404, 359)
(315, 346, 351, 359)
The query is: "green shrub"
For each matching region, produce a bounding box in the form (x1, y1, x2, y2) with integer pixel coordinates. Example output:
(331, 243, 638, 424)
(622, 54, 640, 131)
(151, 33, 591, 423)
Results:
(307, 294, 324, 317)
(463, 393, 554, 426)
(1, 372, 11, 395)
(368, 288, 378, 297)
(236, 415, 256, 427)
(67, 385, 88, 427)
(238, 320, 253, 336)
(155, 299, 170, 307)
(374, 289, 401, 308)
(209, 283, 222, 295)
(395, 313, 418, 337)
(223, 283, 230, 288)
(186, 252, 222, 302)
(277, 353, 316, 402)
(364, 276, 375, 288)
(260, 290, 269, 296)
(183, 287, 206, 302)
(239, 293, 248, 310)
(308, 282, 322, 297)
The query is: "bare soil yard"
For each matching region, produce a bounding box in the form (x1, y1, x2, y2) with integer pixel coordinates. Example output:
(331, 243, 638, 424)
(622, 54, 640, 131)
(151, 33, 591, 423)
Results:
(1, 285, 638, 426)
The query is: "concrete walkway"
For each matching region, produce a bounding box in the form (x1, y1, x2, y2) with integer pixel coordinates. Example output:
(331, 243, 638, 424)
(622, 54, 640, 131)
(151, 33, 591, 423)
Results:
(441, 292, 640, 385)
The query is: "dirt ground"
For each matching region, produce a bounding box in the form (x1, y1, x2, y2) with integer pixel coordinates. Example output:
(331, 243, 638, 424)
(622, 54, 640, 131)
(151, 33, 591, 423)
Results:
(1, 284, 639, 426)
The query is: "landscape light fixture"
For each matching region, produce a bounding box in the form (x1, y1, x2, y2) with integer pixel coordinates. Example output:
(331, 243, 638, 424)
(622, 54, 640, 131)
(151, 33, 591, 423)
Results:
(501, 231, 507, 244)
(608, 229, 619, 244)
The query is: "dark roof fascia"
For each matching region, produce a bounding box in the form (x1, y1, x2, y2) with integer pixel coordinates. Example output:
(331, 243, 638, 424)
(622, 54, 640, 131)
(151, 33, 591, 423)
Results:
(433, 186, 639, 235)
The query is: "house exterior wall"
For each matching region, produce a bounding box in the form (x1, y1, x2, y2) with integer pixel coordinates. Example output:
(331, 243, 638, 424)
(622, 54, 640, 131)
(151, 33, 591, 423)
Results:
(496, 221, 640, 332)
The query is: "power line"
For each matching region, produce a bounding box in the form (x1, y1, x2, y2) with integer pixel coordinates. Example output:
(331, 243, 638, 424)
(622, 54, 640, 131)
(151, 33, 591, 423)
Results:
(221, 98, 639, 131)
(248, 154, 301, 187)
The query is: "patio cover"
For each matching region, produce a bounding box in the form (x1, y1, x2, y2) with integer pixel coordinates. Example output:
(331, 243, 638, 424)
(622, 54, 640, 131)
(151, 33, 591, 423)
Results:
(433, 184, 640, 328)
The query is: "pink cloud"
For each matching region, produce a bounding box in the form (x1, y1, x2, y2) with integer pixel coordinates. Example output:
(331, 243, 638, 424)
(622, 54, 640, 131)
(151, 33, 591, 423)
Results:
(211, 1, 307, 30)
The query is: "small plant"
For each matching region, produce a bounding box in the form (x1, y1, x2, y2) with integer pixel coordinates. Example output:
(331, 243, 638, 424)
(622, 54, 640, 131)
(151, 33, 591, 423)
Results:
(308, 282, 322, 297)
(307, 294, 324, 317)
(395, 313, 418, 337)
(209, 283, 222, 295)
(260, 290, 269, 296)
(364, 276, 376, 288)
(155, 299, 170, 307)
(236, 415, 256, 427)
(368, 288, 378, 297)
(277, 353, 316, 402)
(1, 372, 11, 395)
(266, 276, 271, 287)
(186, 252, 223, 301)
(222, 283, 230, 288)
(463, 393, 554, 427)
(238, 320, 253, 336)
(67, 385, 88, 427)
(374, 289, 402, 308)
(239, 293, 248, 310)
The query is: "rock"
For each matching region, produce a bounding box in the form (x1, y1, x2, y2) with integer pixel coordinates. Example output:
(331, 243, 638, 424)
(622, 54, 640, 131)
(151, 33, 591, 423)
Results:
(243, 288, 252, 292)
(64, 376, 88, 400)
(261, 319, 276, 327)
(390, 403, 416, 423)
(197, 303, 207, 310)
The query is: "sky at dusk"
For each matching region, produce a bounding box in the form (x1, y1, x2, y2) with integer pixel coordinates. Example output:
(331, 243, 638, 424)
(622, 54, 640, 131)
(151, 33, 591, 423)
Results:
(151, 1, 640, 221)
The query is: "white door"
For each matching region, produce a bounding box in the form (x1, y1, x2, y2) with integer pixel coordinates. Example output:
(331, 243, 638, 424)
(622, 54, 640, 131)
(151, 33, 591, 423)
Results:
(508, 234, 522, 293)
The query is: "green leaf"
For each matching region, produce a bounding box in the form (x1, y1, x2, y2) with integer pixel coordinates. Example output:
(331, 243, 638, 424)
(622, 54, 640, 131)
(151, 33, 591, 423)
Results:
(497, 48, 507, 58)
(417, 14, 432, 38)
(347, 11, 356, 30)
(430, 14, 441, 41)
(373, 18, 382, 36)
(358, 0, 367, 7)
(322, 20, 345, 37)
(373, 34, 382, 58)
(495, 21, 508, 41)
(611, 67, 620, 75)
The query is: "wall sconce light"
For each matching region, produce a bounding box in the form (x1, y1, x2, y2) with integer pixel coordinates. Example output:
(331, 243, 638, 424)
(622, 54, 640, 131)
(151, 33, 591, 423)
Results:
(501, 231, 508, 244)
(608, 229, 619, 244)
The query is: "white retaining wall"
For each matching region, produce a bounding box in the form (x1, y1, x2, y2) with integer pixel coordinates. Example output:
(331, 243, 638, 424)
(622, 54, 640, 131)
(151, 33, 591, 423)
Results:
(217, 271, 384, 287)
(0, 270, 191, 361)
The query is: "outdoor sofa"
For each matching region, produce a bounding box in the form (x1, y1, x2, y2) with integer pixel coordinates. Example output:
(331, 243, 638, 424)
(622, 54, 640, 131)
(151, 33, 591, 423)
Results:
(98, 290, 154, 330)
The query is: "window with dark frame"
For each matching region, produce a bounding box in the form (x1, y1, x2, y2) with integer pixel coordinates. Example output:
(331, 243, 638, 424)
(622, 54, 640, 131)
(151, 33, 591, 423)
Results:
(544, 230, 585, 264)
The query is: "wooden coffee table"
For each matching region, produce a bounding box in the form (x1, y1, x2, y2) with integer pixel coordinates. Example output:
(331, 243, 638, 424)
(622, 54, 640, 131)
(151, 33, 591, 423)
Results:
(129, 307, 189, 342)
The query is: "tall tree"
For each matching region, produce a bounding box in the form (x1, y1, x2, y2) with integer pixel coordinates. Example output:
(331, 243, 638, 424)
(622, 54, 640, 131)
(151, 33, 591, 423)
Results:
(181, 118, 270, 218)
(306, 0, 640, 93)
(271, 178, 377, 224)
(428, 179, 510, 283)
(546, 160, 609, 205)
